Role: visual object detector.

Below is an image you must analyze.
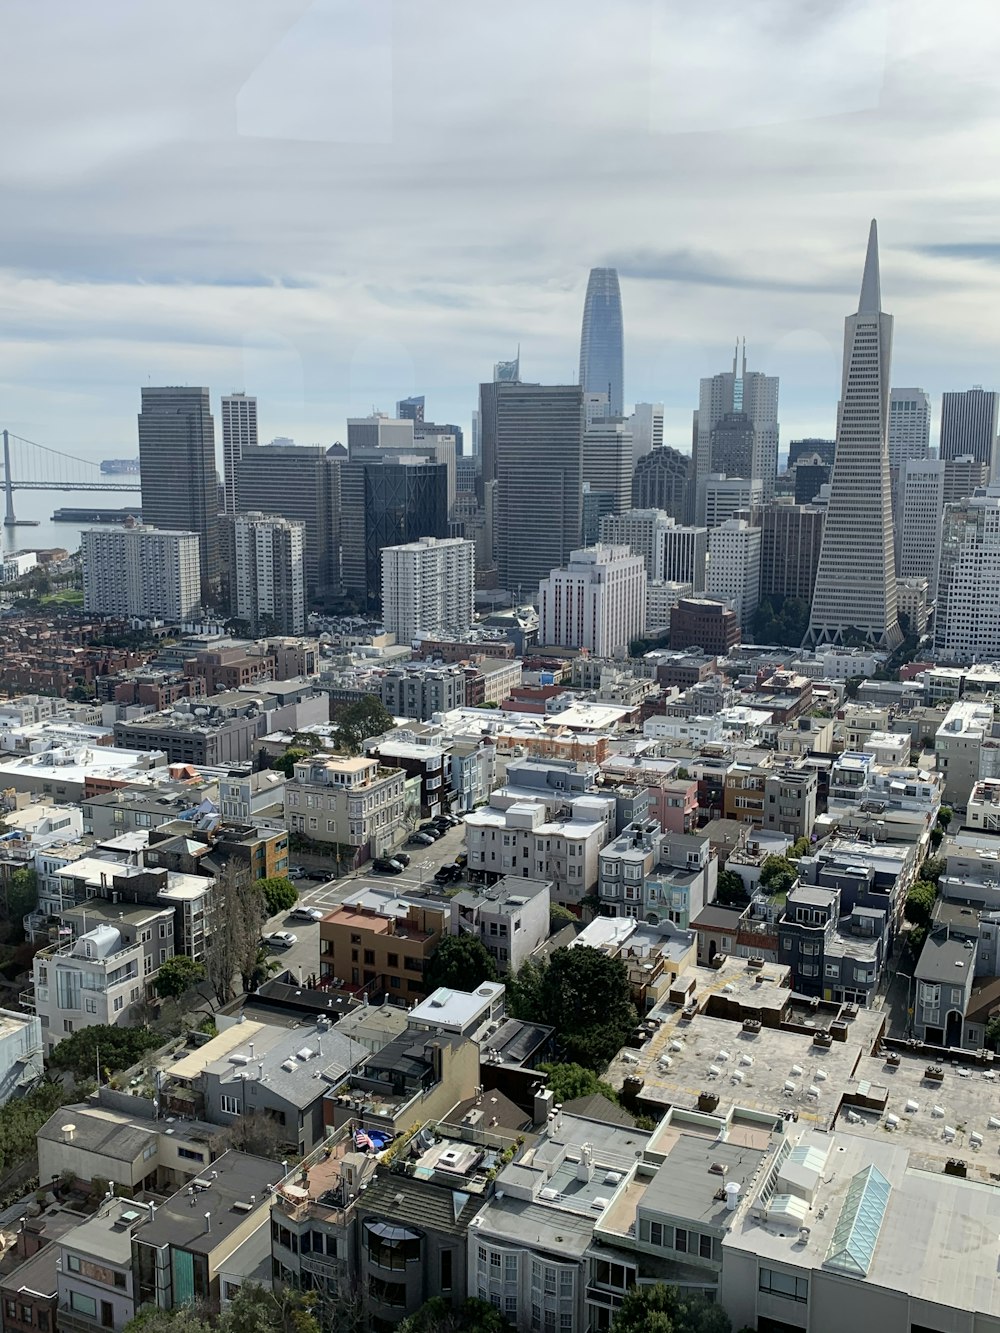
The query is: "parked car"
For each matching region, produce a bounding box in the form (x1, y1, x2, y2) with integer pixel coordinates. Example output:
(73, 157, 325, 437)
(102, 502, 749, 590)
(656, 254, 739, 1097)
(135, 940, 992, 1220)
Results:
(372, 857, 404, 874)
(262, 931, 298, 949)
(394, 852, 411, 867)
(289, 906, 324, 923)
(454, 853, 468, 867)
(286, 866, 307, 880)
(420, 824, 445, 839)
(407, 832, 435, 847)
(433, 865, 454, 883)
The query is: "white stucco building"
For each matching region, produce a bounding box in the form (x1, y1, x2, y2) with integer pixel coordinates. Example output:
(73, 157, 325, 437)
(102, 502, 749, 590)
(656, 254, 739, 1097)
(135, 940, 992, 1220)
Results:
(538, 544, 646, 656)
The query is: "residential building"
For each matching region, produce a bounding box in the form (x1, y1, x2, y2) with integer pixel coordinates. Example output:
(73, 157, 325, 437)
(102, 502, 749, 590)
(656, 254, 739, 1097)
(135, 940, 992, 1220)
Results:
(935, 485, 1000, 662)
(57, 1198, 142, 1333)
(762, 763, 818, 840)
(221, 392, 257, 516)
(113, 693, 269, 766)
(0, 550, 38, 582)
(939, 385, 1000, 479)
(887, 386, 931, 468)
(669, 598, 740, 655)
(705, 519, 761, 629)
(318, 899, 445, 998)
(138, 386, 219, 605)
(805, 222, 902, 649)
(934, 700, 999, 804)
(82, 526, 201, 620)
(286, 754, 406, 859)
(538, 545, 646, 656)
(759, 502, 825, 603)
(911, 923, 976, 1046)
(579, 267, 624, 416)
(0, 1008, 42, 1105)
(232, 512, 305, 635)
(631, 446, 690, 519)
(380, 536, 475, 643)
(661, 521, 708, 592)
(447, 877, 551, 973)
(0, 1238, 58, 1333)
(495, 383, 584, 598)
(379, 663, 467, 720)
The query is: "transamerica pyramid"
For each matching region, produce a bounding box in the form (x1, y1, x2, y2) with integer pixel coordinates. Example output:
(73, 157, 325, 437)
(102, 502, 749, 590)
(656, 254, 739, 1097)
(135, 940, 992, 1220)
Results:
(804, 220, 902, 650)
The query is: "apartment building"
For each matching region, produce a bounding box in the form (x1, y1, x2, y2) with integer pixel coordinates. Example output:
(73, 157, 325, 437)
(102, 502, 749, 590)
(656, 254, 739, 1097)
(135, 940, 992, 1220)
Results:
(285, 754, 406, 859)
(319, 900, 446, 999)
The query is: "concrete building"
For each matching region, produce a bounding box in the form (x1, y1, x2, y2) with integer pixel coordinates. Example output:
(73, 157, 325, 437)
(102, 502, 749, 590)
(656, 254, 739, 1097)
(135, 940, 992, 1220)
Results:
(448, 876, 551, 974)
(760, 502, 825, 604)
(887, 386, 931, 468)
(285, 753, 406, 858)
(628, 402, 664, 468)
(379, 663, 467, 720)
(599, 508, 671, 581)
(935, 485, 1000, 662)
(645, 580, 693, 634)
(380, 536, 475, 643)
(113, 693, 273, 767)
(895, 456, 944, 592)
(693, 343, 779, 507)
(670, 598, 741, 655)
(582, 418, 633, 516)
(0, 1007, 42, 1104)
(763, 763, 818, 840)
(699, 474, 763, 529)
(939, 385, 1000, 479)
(138, 386, 219, 605)
(943, 452, 990, 503)
(934, 700, 999, 804)
(221, 392, 257, 516)
(662, 520, 708, 592)
(318, 898, 445, 999)
(82, 526, 202, 620)
(805, 222, 902, 650)
(705, 519, 761, 629)
(0, 550, 38, 582)
(232, 511, 305, 634)
(631, 446, 689, 519)
(538, 545, 647, 657)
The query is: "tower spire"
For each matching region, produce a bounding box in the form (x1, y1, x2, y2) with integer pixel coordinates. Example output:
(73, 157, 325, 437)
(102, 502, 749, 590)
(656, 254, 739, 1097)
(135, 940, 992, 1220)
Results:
(858, 218, 881, 315)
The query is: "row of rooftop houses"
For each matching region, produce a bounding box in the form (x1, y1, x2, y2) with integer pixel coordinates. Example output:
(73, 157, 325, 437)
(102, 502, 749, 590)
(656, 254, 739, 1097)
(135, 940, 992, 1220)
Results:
(9, 962, 1000, 1333)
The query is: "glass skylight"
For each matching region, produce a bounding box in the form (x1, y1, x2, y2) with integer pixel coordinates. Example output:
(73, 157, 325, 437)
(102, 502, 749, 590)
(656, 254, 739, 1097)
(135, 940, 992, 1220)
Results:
(823, 1165, 891, 1277)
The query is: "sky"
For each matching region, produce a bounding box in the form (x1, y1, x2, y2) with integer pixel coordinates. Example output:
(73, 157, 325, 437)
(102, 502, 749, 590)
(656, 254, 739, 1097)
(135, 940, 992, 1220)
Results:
(3, 0, 1000, 467)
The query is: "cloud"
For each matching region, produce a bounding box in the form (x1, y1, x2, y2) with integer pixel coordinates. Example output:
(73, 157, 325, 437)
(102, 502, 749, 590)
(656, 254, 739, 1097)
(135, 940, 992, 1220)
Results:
(612, 249, 844, 295)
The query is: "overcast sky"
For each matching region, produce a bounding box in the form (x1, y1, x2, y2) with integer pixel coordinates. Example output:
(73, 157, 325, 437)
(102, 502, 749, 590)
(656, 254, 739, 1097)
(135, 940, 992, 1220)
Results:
(3, 0, 1000, 464)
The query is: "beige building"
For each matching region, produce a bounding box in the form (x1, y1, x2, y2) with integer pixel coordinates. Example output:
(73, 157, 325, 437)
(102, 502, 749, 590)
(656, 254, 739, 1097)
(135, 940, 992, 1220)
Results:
(285, 754, 406, 858)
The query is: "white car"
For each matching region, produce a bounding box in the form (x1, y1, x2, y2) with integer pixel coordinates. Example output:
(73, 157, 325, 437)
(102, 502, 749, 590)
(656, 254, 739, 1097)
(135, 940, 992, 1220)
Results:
(289, 906, 324, 923)
(262, 931, 298, 950)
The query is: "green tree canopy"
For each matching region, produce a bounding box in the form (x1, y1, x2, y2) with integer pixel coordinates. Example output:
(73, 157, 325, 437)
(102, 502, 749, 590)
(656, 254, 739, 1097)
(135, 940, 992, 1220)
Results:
(2, 866, 38, 943)
(399, 1297, 511, 1333)
(610, 1283, 731, 1333)
(124, 1283, 319, 1333)
(759, 854, 797, 896)
(153, 955, 206, 1000)
(904, 879, 937, 928)
(335, 695, 395, 755)
(538, 1062, 619, 1106)
(922, 855, 946, 884)
(49, 1025, 162, 1081)
(0, 1078, 70, 1174)
(258, 876, 298, 915)
(750, 594, 810, 649)
(789, 836, 813, 859)
(715, 869, 748, 906)
(549, 903, 577, 935)
(425, 934, 498, 993)
(508, 946, 637, 1070)
(271, 746, 315, 779)
(937, 805, 953, 829)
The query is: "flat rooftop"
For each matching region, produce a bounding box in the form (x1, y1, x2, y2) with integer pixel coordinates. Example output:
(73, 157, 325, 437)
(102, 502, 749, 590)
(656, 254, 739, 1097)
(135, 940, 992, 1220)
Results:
(61, 1198, 145, 1267)
(136, 1151, 279, 1253)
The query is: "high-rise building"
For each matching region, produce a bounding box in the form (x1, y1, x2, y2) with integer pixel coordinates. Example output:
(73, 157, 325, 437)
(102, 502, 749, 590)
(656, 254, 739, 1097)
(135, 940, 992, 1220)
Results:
(935, 486, 1000, 661)
(631, 447, 690, 520)
(494, 353, 520, 383)
(940, 387, 1000, 479)
(760, 503, 825, 603)
(670, 597, 741, 654)
(896, 458, 944, 590)
(82, 526, 201, 620)
(887, 388, 931, 469)
(380, 536, 475, 644)
(233, 512, 306, 635)
(599, 508, 672, 581)
(538, 545, 646, 656)
(706, 518, 761, 629)
(700, 474, 763, 529)
(629, 403, 664, 469)
(471, 410, 480, 459)
(578, 268, 624, 417)
(804, 221, 902, 650)
(494, 383, 583, 599)
(709, 412, 755, 479)
(138, 386, 219, 604)
(792, 458, 831, 505)
(582, 418, 633, 516)
(346, 414, 415, 452)
(396, 395, 425, 423)
(339, 457, 449, 609)
(788, 439, 836, 468)
(236, 443, 340, 604)
(662, 521, 708, 592)
(943, 454, 990, 504)
(693, 344, 779, 503)
(221, 393, 257, 516)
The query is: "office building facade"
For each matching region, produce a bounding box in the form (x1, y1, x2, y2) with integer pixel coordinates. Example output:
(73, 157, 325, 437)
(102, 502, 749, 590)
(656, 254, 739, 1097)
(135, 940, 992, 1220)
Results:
(82, 526, 201, 621)
(939, 387, 1000, 479)
(693, 344, 779, 504)
(579, 267, 624, 416)
(221, 392, 257, 516)
(599, 508, 672, 581)
(935, 487, 1000, 661)
(760, 502, 825, 604)
(629, 402, 664, 468)
(631, 446, 690, 519)
(895, 457, 945, 590)
(582, 418, 633, 516)
(538, 544, 646, 656)
(887, 387, 931, 469)
(662, 521, 708, 592)
(706, 518, 761, 629)
(380, 536, 475, 644)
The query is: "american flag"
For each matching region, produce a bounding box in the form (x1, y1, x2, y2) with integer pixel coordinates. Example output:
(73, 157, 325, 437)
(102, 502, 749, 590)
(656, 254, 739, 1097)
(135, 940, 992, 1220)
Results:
(355, 1129, 373, 1151)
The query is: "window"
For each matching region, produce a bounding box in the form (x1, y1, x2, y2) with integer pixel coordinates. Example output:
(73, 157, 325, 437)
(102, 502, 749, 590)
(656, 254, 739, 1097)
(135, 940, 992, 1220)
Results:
(85, 996, 98, 1013)
(386, 953, 398, 968)
(440, 1249, 453, 1291)
(5, 1302, 17, 1322)
(490, 1251, 502, 1271)
(113, 996, 124, 1012)
(758, 1267, 808, 1303)
(21, 1305, 32, 1324)
(178, 1147, 204, 1162)
(220, 1095, 241, 1116)
(70, 1293, 97, 1319)
(675, 1228, 687, 1253)
(505, 1254, 517, 1283)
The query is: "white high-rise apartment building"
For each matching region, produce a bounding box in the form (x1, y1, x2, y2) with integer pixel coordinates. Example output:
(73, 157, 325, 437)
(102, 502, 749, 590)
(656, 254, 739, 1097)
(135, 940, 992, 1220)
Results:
(700, 474, 763, 528)
(221, 393, 257, 515)
(896, 457, 944, 590)
(82, 526, 201, 620)
(888, 388, 931, 469)
(706, 518, 761, 629)
(233, 512, 306, 635)
(538, 545, 646, 656)
(693, 344, 779, 502)
(935, 486, 1000, 662)
(629, 403, 664, 469)
(599, 508, 671, 580)
(662, 520, 708, 592)
(805, 222, 902, 650)
(380, 535, 475, 644)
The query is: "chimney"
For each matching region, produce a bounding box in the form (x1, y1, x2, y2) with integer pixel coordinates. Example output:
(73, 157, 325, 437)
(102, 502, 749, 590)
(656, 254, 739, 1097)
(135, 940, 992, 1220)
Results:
(576, 1145, 593, 1183)
(204, 1212, 211, 1233)
(533, 1087, 555, 1126)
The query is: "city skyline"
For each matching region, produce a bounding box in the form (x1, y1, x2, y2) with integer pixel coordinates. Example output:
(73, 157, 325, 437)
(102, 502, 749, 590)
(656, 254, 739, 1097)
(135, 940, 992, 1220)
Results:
(3, 5, 1000, 457)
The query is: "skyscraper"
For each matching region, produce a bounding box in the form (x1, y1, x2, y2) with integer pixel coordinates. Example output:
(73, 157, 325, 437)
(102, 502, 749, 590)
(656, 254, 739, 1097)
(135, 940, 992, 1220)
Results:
(579, 268, 624, 417)
(693, 344, 779, 506)
(380, 536, 475, 643)
(629, 403, 664, 468)
(935, 486, 1000, 661)
(760, 503, 825, 604)
(631, 447, 690, 519)
(939, 387, 1000, 479)
(396, 395, 425, 423)
(221, 393, 257, 516)
(804, 221, 902, 650)
(582, 418, 633, 516)
(896, 458, 945, 590)
(706, 518, 761, 629)
(887, 388, 931, 469)
(138, 386, 219, 605)
(233, 512, 306, 635)
(82, 526, 201, 621)
(495, 383, 583, 598)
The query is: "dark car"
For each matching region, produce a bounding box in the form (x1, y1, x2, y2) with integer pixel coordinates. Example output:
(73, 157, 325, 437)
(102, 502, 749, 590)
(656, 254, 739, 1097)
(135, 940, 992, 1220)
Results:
(394, 852, 411, 867)
(433, 864, 455, 883)
(407, 832, 435, 847)
(372, 857, 404, 874)
(420, 824, 445, 839)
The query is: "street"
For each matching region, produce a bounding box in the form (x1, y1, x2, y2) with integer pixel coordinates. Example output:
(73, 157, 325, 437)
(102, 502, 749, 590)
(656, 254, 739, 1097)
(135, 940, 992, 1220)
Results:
(259, 822, 469, 984)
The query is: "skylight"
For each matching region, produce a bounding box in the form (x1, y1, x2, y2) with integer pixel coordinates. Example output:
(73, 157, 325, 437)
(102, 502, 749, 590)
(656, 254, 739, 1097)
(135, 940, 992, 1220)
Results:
(823, 1165, 891, 1277)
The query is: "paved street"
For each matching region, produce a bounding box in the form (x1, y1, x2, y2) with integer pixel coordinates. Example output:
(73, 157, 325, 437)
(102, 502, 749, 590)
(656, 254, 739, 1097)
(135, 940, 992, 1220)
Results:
(259, 822, 469, 984)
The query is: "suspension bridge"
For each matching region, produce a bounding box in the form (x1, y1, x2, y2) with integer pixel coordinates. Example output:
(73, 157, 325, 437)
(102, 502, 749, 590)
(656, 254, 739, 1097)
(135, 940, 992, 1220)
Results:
(1, 430, 141, 526)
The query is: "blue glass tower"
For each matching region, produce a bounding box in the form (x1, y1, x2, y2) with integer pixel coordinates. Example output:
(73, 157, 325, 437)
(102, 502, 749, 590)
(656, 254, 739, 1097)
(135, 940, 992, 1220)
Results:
(579, 267, 624, 417)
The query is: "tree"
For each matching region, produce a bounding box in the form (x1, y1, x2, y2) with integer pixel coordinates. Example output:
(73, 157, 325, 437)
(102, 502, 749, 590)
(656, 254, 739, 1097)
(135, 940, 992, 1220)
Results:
(549, 903, 577, 936)
(258, 876, 298, 916)
(904, 879, 937, 929)
(1, 867, 38, 943)
(789, 836, 812, 860)
(425, 935, 498, 993)
(124, 1311, 210, 1333)
(271, 746, 315, 779)
(938, 805, 953, 829)
(930, 825, 944, 849)
(49, 1025, 162, 1081)
(538, 1062, 619, 1106)
(153, 955, 206, 1000)
(508, 946, 637, 1071)
(205, 863, 269, 1005)
(334, 695, 395, 755)
(986, 1014, 1000, 1051)
(715, 869, 748, 906)
(844, 675, 863, 700)
(922, 855, 946, 885)
(610, 1283, 731, 1333)
(759, 854, 797, 897)
(0, 1078, 70, 1175)
(398, 1298, 511, 1333)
